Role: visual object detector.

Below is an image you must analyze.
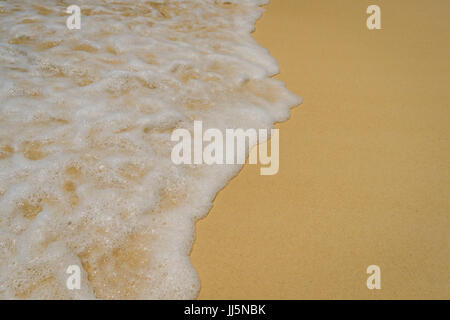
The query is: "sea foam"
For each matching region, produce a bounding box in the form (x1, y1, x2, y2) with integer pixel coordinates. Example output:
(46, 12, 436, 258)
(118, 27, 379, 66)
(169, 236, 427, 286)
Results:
(0, 0, 301, 299)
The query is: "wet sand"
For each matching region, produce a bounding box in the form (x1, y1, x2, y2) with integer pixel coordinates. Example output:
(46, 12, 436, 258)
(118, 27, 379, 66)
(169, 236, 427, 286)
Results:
(191, 0, 450, 299)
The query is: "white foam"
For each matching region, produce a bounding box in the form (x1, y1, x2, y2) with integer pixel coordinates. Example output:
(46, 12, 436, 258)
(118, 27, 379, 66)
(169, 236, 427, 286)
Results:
(0, 0, 301, 299)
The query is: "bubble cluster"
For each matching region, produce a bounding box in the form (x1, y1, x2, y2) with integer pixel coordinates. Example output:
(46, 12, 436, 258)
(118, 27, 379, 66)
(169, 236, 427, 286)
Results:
(0, 0, 300, 299)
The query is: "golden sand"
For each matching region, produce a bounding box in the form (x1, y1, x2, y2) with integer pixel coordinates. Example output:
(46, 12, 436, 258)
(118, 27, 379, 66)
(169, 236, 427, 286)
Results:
(192, 0, 450, 299)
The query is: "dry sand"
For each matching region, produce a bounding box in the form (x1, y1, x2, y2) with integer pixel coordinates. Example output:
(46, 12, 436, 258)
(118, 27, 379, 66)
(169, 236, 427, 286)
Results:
(191, 0, 450, 299)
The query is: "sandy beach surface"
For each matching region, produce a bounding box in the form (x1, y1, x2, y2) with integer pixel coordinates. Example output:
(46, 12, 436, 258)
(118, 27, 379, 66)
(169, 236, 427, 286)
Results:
(191, 0, 450, 299)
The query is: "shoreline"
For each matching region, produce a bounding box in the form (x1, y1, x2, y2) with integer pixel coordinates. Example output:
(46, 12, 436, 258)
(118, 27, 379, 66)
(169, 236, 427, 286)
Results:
(191, 0, 450, 299)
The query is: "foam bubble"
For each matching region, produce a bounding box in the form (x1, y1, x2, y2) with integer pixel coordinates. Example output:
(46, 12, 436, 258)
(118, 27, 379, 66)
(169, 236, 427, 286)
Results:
(0, 0, 301, 299)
